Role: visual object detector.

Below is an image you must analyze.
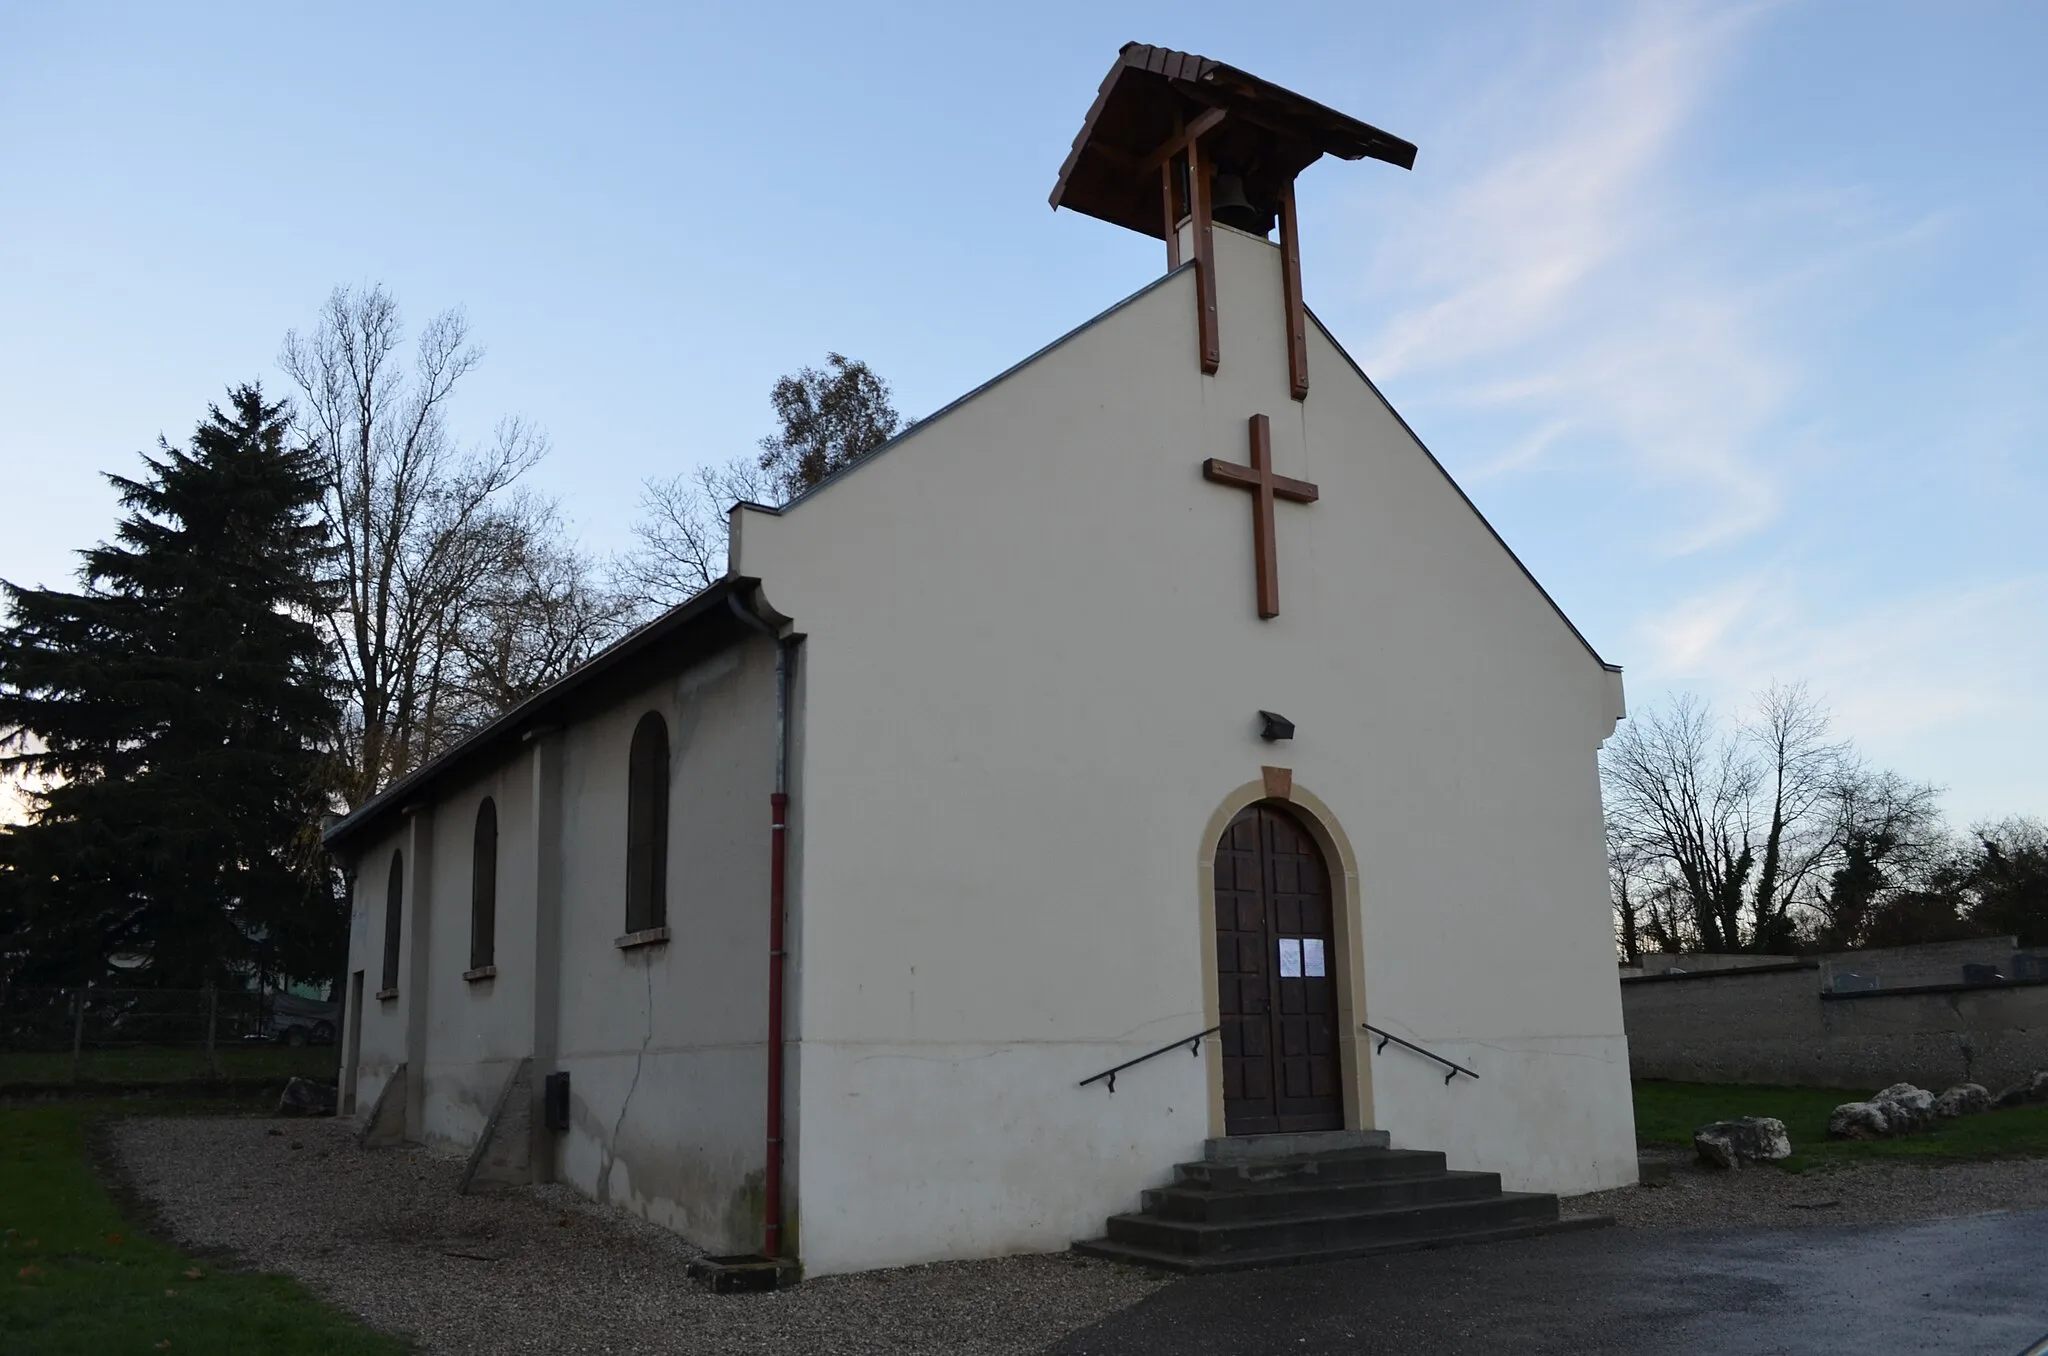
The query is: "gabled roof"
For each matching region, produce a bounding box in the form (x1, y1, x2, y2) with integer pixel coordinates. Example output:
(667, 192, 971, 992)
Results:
(743, 265, 1617, 678)
(321, 577, 767, 854)
(1050, 43, 1417, 239)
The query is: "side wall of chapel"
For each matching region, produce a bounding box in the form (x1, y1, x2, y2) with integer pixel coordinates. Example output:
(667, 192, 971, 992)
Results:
(341, 634, 780, 1255)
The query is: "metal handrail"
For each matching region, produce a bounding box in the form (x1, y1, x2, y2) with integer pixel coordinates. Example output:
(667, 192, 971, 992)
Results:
(1078, 1026, 1222, 1094)
(1362, 1023, 1478, 1085)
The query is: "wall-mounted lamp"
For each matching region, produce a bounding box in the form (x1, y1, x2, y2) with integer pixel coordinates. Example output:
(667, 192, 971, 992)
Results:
(1258, 710, 1295, 742)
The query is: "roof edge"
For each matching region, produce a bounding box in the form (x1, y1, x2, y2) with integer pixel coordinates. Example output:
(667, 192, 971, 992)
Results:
(322, 575, 762, 854)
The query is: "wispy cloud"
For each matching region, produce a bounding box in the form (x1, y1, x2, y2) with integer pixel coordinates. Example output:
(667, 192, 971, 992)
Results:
(1365, 6, 1747, 377)
(1638, 571, 1777, 674)
(1640, 572, 2042, 738)
(1633, 570, 2048, 820)
(1338, 3, 2045, 821)
(1357, 2, 1790, 553)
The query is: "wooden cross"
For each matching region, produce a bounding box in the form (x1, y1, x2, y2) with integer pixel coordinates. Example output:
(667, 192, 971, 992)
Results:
(1203, 413, 1318, 620)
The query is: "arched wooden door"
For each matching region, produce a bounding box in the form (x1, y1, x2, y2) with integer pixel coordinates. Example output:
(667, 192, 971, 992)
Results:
(1215, 802, 1343, 1135)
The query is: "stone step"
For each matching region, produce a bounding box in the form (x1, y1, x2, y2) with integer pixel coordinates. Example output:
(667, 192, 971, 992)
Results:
(1203, 1130, 1391, 1162)
(1141, 1168, 1504, 1223)
(1104, 1190, 1561, 1257)
(1174, 1147, 1449, 1191)
(1073, 1213, 1613, 1275)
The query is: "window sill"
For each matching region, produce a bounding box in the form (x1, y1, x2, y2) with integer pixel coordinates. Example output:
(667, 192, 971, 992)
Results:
(463, 965, 497, 983)
(615, 926, 670, 951)
(375, 987, 399, 1002)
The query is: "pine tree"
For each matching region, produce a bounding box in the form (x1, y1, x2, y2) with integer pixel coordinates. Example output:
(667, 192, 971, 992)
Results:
(0, 386, 342, 988)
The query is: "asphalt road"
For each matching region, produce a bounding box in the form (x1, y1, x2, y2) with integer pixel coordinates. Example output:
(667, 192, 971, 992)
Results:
(1049, 1211, 2048, 1355)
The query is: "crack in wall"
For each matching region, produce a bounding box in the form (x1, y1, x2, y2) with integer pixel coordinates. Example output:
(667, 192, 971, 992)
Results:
(599, 957, 656, 1205)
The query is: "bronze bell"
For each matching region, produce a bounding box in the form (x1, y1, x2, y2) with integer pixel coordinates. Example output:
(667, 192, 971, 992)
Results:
(1210, 172, 1264, 234)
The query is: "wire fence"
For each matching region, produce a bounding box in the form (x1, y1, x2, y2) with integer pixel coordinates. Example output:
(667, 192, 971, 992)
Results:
(0, 986, 339, 1088)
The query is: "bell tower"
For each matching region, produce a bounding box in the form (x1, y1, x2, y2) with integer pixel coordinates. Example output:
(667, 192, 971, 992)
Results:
(1049, 44, 1415, 400)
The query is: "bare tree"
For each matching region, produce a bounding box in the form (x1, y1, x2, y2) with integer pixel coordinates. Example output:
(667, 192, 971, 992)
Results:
(618, 456, 777, 609)
(1608, 814, 1650, 964)
(618, 353, 903, 614)
(1742, 683, 1849, 948)
(1808, 766, 1947, 947)
(1604, 683, 1963, 954)
(281, 284, 617, 803)
(454, 509, 639, 712)
(1603, 695, 1762, 951)
(1639, 875, 1690, 955)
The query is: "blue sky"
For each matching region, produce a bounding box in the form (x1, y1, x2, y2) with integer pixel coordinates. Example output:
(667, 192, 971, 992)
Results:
(2, 2, 2043, 825)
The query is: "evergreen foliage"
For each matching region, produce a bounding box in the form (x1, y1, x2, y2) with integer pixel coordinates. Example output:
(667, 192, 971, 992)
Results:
(1965, 819, 2048, 948)
(0, 387, 341, 988)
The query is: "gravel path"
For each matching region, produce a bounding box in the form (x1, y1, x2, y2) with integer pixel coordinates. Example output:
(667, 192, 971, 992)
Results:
(1571, 1145, 2048, 1229)
(106, 1116, 1166, 1356)
(106, 1115, 2048, 1353)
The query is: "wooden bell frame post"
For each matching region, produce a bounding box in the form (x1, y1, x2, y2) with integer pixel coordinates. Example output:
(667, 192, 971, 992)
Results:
(1046, 46, 1419, 623)
(1048, 46, 1416, 404)
(1148, 110, 1313, 400)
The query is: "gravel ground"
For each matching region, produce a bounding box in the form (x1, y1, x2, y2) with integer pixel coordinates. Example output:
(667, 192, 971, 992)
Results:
(106, 1116, 1166, 1356)
(1570, 1145, 2048, 1229)
(105, 1116, 2048, 1354)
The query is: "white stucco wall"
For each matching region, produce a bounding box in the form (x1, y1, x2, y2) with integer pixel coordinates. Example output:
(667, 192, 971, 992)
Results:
(343, 828, 409, 1117)
(419, 766, 535, 1153)
(736, 224, 1636, 1276)
(549, 637, 779, 1252)
(340, 635, 781, 1254)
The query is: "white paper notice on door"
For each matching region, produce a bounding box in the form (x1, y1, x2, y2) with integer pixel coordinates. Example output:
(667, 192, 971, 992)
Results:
(1278, 938, 1302, 977)
(1302, 938, 1326, 978)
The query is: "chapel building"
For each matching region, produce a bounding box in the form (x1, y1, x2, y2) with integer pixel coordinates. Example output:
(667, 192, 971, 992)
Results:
(329, 44, 1638, 1278)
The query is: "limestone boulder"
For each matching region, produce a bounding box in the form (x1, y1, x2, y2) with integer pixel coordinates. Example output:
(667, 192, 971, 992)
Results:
(1994, 1070, 2048, 1109)
(1693, 1117, 1793, 1169)
(277, 1076, 337, 1118)
(1827, 1101, 1893, 1140)
(1830, 1083, 1950, 1139)
(1872, 1083, 1937, 1133)
(1934, 1083, 1992, 1119)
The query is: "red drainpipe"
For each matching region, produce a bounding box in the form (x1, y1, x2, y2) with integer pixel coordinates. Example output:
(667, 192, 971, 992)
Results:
(764, 788, 789, 1257)
(730, 594, 793, 1261)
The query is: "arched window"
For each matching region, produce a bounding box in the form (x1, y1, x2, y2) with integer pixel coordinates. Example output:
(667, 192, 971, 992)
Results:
(381, 850, 404, 994)
(470, 798, 498, 973)
(625, 711, 670, 934)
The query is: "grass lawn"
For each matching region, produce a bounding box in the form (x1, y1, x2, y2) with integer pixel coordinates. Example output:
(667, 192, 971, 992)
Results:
(0, 1102, 407, 1355)
(1635, 1079, 2048, 1170)
(0, 1044, 336, 1089)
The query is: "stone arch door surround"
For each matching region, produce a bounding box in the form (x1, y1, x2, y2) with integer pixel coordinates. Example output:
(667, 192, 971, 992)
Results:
(1197, 779, 1372, 1138)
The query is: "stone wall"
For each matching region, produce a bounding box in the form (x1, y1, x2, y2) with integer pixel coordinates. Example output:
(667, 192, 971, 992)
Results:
(1624, 952, 1802, 978)
(1815, 937, 2032, 991)
(1625, 951, 2048, 1092)
(1624, 937, 2020, 985)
